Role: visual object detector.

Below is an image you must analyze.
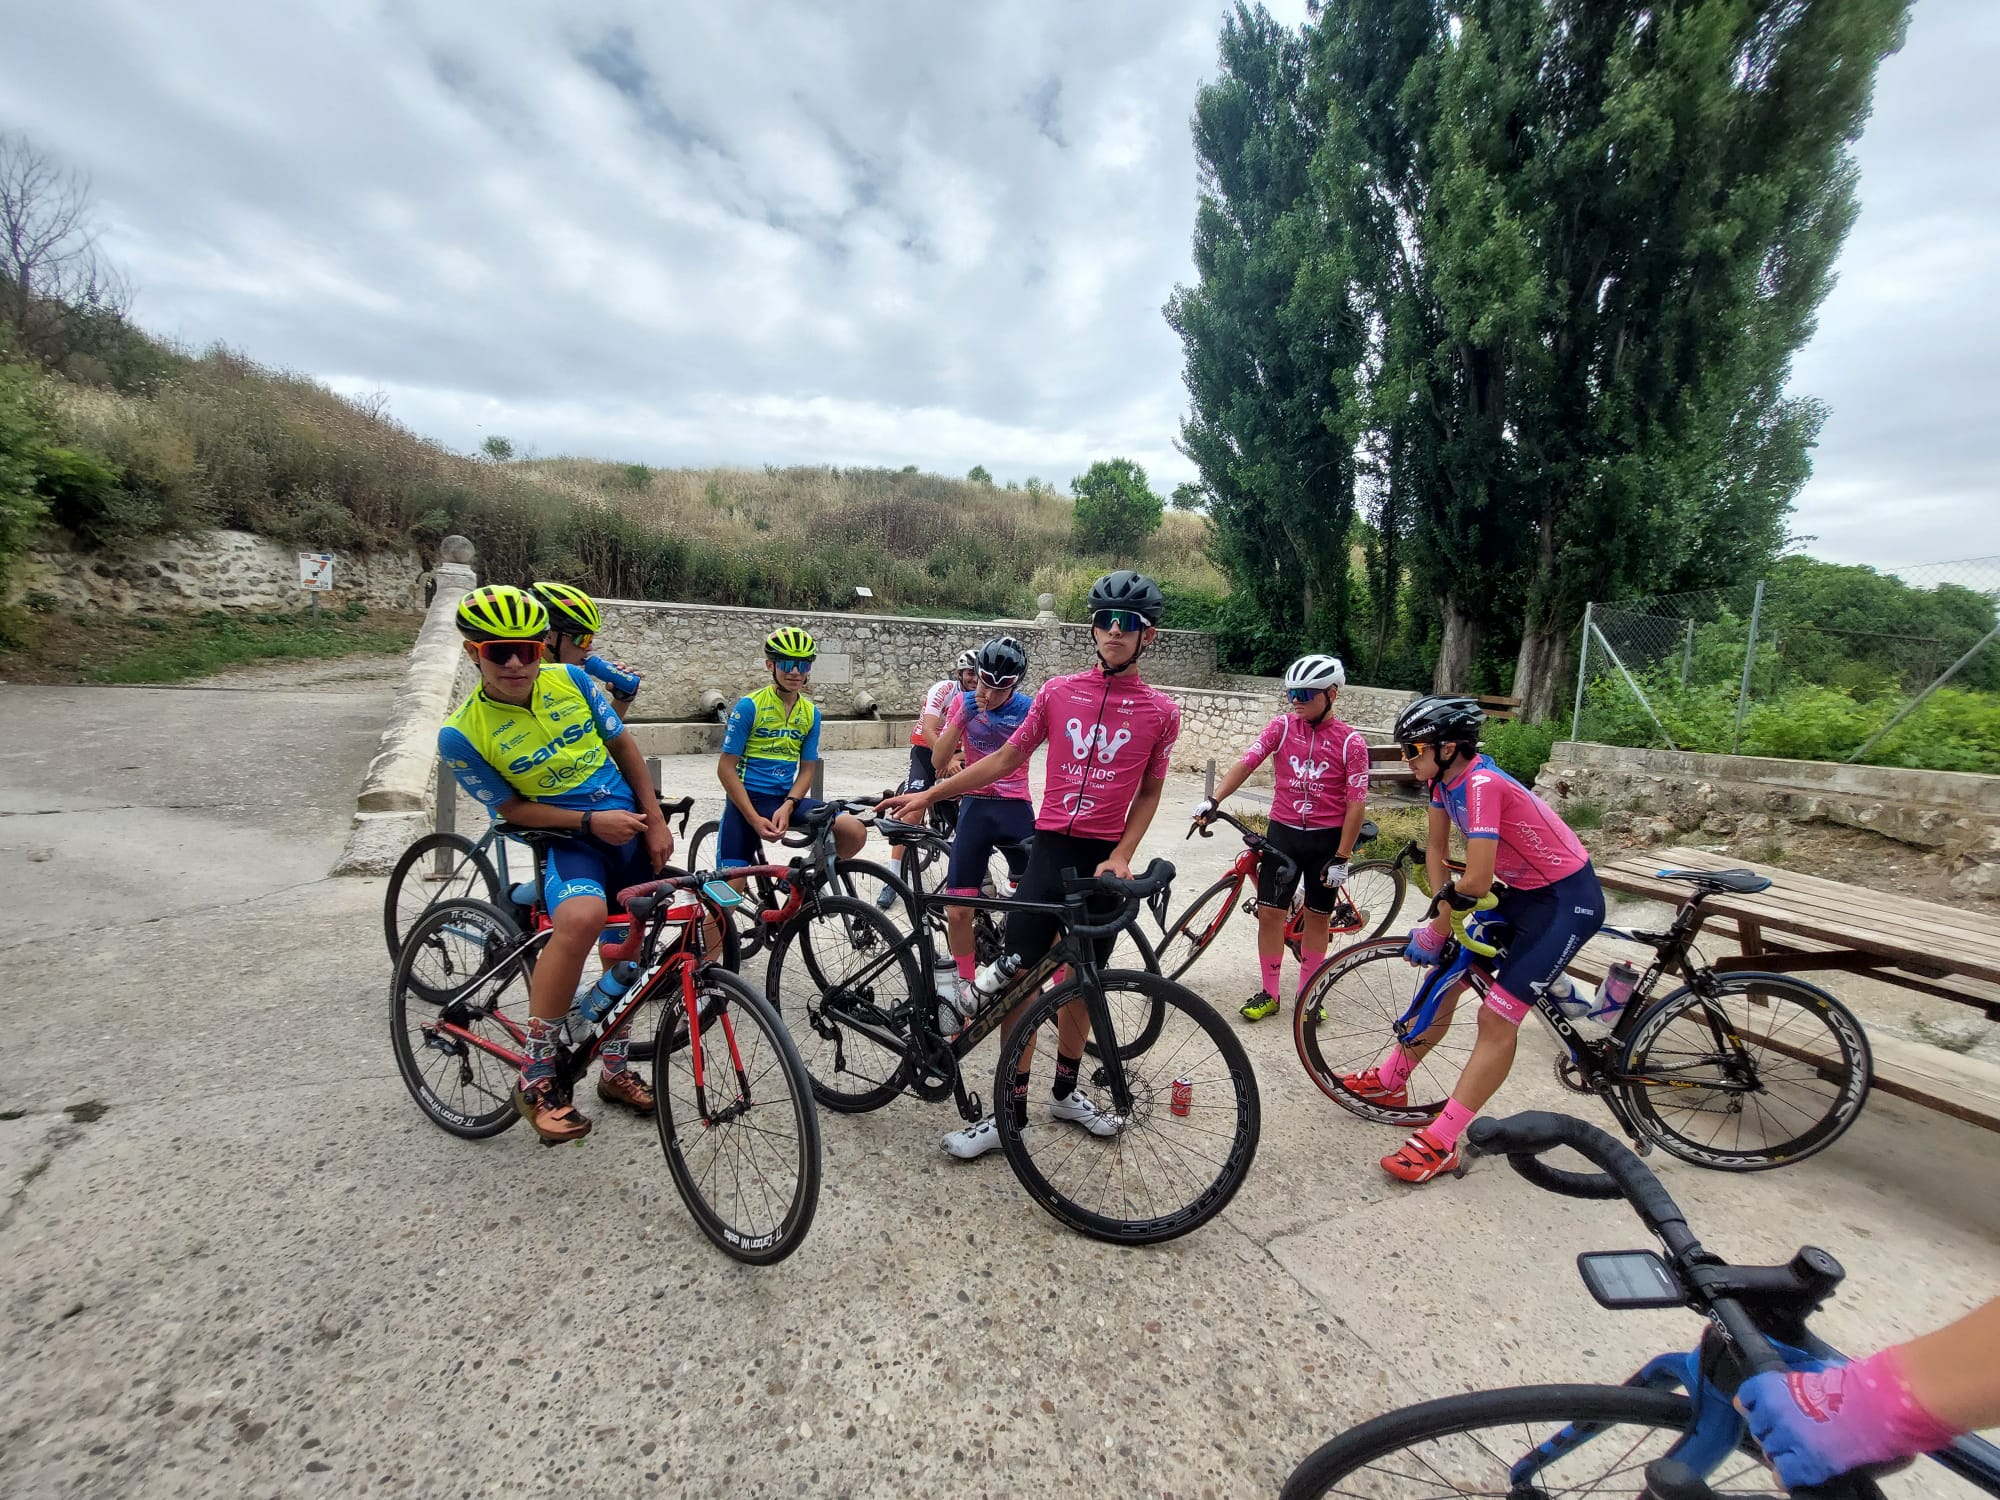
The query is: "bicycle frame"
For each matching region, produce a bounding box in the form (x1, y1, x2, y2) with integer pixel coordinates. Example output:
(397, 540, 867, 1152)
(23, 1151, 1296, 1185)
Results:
(422, 865, 789, 1123)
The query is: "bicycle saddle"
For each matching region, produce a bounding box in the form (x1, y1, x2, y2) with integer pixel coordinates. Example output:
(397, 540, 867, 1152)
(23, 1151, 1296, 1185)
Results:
(876, 815, 937, 843)
(1656, 868, 1772, 895)
(494, 823, 576, 848)
(1358, 819, 1379, 843)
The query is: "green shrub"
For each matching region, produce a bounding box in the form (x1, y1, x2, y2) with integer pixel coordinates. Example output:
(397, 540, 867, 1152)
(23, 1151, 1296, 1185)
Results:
(1482, 718, 1560, 786)
(23, 590, 59, 613)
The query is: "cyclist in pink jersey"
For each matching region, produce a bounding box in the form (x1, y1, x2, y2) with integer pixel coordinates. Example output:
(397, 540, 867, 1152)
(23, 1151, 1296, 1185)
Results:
(880, 651, 977, 905)
(1344, 695, 1605, 1184)
(1195, 653, 1372, 1021)
(881, 571, 1180, 1160)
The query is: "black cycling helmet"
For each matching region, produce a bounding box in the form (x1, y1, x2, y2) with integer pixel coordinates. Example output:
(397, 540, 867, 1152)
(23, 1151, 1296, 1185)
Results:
(1086, 570, 1165, 625)
(1393, 694, 1484, 749)
(974, 635, 1029, 684)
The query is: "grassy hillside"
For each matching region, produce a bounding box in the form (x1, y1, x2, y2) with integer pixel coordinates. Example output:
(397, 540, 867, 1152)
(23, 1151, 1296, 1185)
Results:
(3, 338, 1227, 626)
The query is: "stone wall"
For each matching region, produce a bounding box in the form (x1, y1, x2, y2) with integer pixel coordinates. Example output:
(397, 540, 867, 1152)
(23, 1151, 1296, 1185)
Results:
(1536, 740, 2000, 897)
(1208, 673, 1415, 732)
(594, 598, 1216, 719)
(8, 528, 428, 613)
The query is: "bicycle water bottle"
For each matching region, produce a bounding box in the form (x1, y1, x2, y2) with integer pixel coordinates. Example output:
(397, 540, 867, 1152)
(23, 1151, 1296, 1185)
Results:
(973, 952, 1023, 998)
(1586, 962, 1640, 1023)
(1544, 974, 1596, 1022)
(509, 878, 539, 909)
(931, 950, 967, 1032)
(565, 961, 640, 1044)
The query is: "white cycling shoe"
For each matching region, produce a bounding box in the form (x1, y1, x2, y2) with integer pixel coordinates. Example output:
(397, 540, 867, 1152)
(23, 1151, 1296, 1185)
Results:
(1049, 1090, 1121, 1137)
(941, 1116, 1012, 1159)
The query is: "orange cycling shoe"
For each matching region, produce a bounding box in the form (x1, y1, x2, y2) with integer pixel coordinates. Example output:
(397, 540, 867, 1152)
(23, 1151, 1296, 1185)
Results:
(513, 1078, 593, 1145)
(1381, 1128, 1458, 1183)
(1340, 1066, 1408, 1109)
(596, 1069, 655, 1116)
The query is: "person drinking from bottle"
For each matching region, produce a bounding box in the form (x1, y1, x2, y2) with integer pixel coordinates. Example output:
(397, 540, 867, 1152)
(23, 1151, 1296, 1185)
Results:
(531, 581, 644, 716)
(436, 584, 675, 1143)
(1194, 653, 1371, 1023)
(881, 571, 1181, 1160)
(924, 635, 1036, 1019)
(1348, 695, 1603, 1184)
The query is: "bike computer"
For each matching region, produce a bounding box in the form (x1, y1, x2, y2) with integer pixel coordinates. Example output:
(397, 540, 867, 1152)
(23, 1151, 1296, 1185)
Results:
(1576, 1250, 1684, 1309)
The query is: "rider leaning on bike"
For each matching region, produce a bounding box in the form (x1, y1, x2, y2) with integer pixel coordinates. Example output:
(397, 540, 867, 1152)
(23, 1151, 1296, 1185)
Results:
(882, 570, 1182, 1160)
(879, 648, 978, 907)
(531, 581, 643, 716)
(1194, 652, 1372, 1023)
(1352, 695, 1604, 1184)
(436, 584, 675, 1143)
(925, 635, 1037, 997)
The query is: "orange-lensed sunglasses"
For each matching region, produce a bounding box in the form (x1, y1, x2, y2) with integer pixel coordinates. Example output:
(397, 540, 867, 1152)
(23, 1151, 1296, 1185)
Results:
(474, 639, 547, 666)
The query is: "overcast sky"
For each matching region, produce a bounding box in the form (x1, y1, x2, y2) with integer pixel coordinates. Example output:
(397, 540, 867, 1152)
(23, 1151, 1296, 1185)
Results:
(3, 0, 1992, 571)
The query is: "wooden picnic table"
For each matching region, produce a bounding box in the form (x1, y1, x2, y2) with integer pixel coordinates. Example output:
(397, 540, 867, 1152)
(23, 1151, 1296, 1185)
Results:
(1589, 844, 2000, 1132)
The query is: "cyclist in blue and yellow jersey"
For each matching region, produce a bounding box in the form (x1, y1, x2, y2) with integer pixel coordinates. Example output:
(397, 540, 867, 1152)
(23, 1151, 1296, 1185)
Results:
(437, 584, 674, 1144)
(715, 626, 867, 869)
(531, 581, 643, 716)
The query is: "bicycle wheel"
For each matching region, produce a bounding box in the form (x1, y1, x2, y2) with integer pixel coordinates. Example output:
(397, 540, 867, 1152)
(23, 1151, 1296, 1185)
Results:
(1280, 1383, 1776, 1500)
(897, 835, 951, 901)
(384, 833, 501, 961)
(829, 857, 919, 929)
(1294, 938, 1479, 1127)
(1616, 973, 1872, 1171)
(1325, 858, 1406, 950)
(653, 965, 821, 1265)
(994, 971, 1258, 1245)
(1155, 874, 1241, 981)
(690, 818, 781, 960)
(763, 894, 917, 1112)
(389, 898, 532, 1138)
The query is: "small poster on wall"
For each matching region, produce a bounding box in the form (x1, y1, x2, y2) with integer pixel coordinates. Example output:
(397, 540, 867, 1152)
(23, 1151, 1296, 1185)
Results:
(298, 553, 335, 591)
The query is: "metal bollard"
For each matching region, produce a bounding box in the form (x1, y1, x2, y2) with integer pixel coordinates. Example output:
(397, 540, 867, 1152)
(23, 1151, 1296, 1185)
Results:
(431, 757, 457, 880)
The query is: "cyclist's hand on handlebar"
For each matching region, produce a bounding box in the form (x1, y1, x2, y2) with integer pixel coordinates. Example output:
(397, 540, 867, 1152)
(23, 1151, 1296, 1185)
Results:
(877, 788, 930, 822)
(591, 808, 648, 846)
(1403, 923, 1447, 966)
(1094, 853, 1135, 882)
(1191, 797, 1216, 826)
(1737, 1357, 1954, 1491)
(1322, 858, 1349, 888)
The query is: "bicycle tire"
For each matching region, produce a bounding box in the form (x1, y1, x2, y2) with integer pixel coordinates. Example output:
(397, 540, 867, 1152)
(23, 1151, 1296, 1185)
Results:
(826, 857, 919, 931)
(1616, 972, 1873, 1172)
(1294, 937, 1478, 1127)
(389, 898, 531, 1139)
(994, 970, 1258, 1245)
(1280, 1383, 1775, 1500)
(1155, 874, 1241, 982)
(384, 833, 501, 961)
(764, 893, 917, 1113)
(690, 818, 781, 960)
(1313, 857, 1406, 953)
(653, 965, 822, 1265)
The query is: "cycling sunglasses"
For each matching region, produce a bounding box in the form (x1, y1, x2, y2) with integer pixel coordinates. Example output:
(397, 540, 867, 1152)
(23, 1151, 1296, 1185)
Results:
(557, 630, 595, 652)
(771, 656, 814, 673)
(1398, 741, 1431, 761)
(977, 669, 1021, 689)
(1287, 687, 1322, 703)
(475, 639, 547, 666)
(1091, 608, 1147, 633)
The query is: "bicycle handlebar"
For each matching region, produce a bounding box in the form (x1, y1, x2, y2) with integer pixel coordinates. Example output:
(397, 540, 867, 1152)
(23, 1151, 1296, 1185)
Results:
(1464, 1111, 1693, 1247)
(1058, 858, 1177, 939)
(1190, 807, 1300, 889)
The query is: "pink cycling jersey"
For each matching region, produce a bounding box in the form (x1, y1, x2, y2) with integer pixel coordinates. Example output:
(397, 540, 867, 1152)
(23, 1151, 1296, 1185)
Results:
(944, 690, 1034, 802)
(1008, 667, 1181, 840)
(1239, 712, 1370, 831)
(911, 678, 956, 747)
(1431, 753, 1591, 889)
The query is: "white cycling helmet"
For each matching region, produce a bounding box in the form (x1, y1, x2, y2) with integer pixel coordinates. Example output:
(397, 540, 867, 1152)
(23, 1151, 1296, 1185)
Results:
(1284, 654, 1346, 692)
(955, 649, 978, 673)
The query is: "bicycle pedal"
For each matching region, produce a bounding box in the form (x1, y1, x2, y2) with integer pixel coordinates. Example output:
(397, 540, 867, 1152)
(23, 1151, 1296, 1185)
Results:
(1451, 1144, 1483, 1180)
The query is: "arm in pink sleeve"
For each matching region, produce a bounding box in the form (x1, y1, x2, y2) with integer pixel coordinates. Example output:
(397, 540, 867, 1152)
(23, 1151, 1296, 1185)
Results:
(1462, 769, 1501, 839)
(1238, 716, 1281, 771)
(1343, 731, 1371, 798)
(1147, 700, 1182, 779)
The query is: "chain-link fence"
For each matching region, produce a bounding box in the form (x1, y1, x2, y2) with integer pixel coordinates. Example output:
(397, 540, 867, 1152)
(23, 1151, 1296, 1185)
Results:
(1571, 556, 2000, 772)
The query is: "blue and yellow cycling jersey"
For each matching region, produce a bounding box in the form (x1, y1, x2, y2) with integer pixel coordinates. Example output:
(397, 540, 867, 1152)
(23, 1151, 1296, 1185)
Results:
(721, 684, 822, 796)
(438, 664, 636, 812)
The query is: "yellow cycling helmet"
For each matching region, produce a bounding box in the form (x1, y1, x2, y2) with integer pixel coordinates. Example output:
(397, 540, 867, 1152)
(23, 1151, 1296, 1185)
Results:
(764, 626, 817, 661)
(455, 584, 548, 641)
(530, 580, 603, 636)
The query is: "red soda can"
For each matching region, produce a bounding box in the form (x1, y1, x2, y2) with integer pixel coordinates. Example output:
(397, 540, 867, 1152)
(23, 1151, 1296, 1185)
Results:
(1170, 1077, 1193, 1116)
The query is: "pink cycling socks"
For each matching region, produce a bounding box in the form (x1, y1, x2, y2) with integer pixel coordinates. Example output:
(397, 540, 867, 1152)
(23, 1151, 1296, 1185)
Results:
(1429, 1097, 1476, 1148)
(956, 954, 977, 984)
(1297, 944, 1327, 996)
(1378, 1045, 1417, 1091)
(1259, 955, 1283, 998)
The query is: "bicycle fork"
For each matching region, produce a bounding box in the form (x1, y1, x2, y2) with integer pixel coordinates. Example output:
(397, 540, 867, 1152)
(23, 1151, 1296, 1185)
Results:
(677, 964, 752, 1127)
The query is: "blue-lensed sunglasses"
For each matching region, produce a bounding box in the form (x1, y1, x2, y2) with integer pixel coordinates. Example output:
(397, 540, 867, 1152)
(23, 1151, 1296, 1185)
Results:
(1092, 608, 1147, 633)
(772, 656, 813, 673)
(1287, 687, 1322, 703)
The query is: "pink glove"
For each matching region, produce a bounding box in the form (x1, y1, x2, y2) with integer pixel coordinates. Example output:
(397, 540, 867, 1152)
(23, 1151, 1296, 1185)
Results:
(1403, 924, 1446, 966)
(1738, 1349, 1960, 1488)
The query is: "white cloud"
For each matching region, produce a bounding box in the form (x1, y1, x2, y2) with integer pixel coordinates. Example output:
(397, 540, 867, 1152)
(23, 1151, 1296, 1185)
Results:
(0, 0, 1992, 562)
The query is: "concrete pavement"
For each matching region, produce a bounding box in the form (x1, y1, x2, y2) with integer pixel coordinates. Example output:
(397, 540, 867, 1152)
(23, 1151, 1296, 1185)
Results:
(2, 681, 1996, 1499)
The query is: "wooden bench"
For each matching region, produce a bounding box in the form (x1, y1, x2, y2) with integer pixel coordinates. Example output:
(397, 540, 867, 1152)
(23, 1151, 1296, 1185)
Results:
(1578, 846, 2000, 1133)
(1476, 693, 1523, 722)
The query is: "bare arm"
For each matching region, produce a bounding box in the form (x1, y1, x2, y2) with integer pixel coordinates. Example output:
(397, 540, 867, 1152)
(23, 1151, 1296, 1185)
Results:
(1336, 798, 1367, 861)
(930, 720, 964, 768)
(716, 753, 771, 832)
(921, 742, 1023, 802)
(1899, 1296, 2000, 1432)
(1425, 806, 1454, 933)
(607, 731, 672, 867)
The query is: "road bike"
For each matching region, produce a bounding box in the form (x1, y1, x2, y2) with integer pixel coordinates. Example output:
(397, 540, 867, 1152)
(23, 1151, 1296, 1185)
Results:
(1281, 1108, 2000, 1500)
(765, 830, 1260, 1244)
(383, 794, 695, 961)
(1295, 868, 1873, 1172)
(388, 830, 820, 1264)
(1152, 807, 1404, 981)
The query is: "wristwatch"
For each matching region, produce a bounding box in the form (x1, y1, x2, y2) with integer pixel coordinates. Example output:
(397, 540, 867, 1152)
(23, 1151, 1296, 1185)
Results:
(580, 810, 595, 838)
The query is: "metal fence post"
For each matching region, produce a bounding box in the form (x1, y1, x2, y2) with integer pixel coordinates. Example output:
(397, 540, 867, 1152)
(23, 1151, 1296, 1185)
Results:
(1680, 619, 1696, 686)
(1731, 580, 1766, 755)
(1204, 757, 1216, 800)
(1846, 619, 2000, 763)
(431, 756, 455, 879)
(1569, 603, 1593, 743)
(811, 759, 825, 800)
